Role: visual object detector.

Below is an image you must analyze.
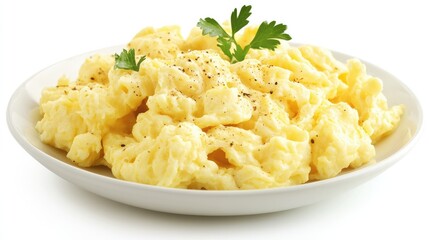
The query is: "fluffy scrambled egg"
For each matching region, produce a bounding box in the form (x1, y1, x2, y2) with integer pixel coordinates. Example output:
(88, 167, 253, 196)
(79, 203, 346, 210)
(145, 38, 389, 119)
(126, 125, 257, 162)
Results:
(36, 25, 403, 189)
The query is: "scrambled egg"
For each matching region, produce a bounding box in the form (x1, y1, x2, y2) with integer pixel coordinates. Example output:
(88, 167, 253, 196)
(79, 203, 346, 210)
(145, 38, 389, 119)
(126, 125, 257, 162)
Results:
(36, 25, 403, 189)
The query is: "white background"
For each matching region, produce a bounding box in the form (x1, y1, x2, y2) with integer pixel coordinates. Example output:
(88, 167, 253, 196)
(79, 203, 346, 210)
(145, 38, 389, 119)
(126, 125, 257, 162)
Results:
(1, 0, 427, 239)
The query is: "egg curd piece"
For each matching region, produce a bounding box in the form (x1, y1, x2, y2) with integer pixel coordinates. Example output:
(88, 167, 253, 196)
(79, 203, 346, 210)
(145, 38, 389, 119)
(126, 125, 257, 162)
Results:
(207, 125, 262, 168)
(67, 133, 103, 167)
(128, 25, 184, 59)
(231, 56, 323, 130)
(310, 102, 375, 180)
(194, 87, 253, 128)
(146, 89, 197, 121)
(206, 125, 275, 189)
(252, 95, 291, 142)
(107, 70, 148, 117)
(175, 50, 238, 91)
(37, 60, 149, 167)
(105, 122, 208, 188)
(298, 45, 348, 100)
(341, 59, 404, 143)
(36, 81, 88, 152)
(140, 58, 201, 99)
(36, 80, 110, 167)
(247, 45, 347, 102)
(132, 111, 175, 141)
(77, 54, 114, 85)
(257, 134, 311, 186)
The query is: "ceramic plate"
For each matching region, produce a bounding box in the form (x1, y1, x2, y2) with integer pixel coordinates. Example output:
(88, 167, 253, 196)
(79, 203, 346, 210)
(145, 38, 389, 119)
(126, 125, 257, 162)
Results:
(7, 46, 423, 216)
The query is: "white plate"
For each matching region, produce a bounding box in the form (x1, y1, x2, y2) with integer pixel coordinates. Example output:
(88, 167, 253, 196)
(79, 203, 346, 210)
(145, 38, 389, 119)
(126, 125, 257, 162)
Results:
(7, 46, 423, 216)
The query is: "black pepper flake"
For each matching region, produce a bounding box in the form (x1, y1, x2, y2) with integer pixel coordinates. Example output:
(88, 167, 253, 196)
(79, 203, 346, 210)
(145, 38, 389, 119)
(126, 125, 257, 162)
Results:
(269, 91, 273, 94)
(310, 139, 314, 144)
(230, 142, 234, 147)
(121, 144, 126, 147)
(90, 77, 95, 80)
(275, 82, 278, 85)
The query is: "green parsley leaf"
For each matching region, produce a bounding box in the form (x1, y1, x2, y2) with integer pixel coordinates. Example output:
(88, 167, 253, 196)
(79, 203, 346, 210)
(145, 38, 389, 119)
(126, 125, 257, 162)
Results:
(197, 17, 230, 39)
(250, 21, 291, 50)
(216, 37, 233, 60)
(232, 44, 250, 63)
(197, 5, 292, 63)
(114, 49, 146, 71)
(230, 5, 251, 36)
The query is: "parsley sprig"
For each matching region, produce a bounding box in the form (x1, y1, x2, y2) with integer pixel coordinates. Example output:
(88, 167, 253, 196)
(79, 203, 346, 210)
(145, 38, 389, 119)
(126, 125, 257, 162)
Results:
(197, 5, 291, 63)
(114, 49, 145, 71)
